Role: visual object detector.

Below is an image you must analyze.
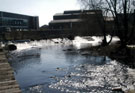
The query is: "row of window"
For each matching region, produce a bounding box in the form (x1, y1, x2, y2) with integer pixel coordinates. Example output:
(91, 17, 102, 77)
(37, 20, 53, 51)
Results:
(0, 17, 28, 26)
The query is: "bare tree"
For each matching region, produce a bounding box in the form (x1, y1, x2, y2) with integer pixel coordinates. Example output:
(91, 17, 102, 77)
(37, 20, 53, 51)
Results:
(78, 0, 135, 47)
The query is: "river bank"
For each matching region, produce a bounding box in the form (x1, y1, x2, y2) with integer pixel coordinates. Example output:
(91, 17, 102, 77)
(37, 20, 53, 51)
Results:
(79, 43, 135, 68)
(0, 47, 21, 93)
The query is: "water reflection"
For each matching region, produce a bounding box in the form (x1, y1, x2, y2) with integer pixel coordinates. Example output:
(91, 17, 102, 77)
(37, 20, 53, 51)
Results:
(8, 48, 43, 88)
(9, 48, 41, 72)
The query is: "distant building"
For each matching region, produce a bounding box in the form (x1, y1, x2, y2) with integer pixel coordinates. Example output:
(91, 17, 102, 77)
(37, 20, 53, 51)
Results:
(49, 10, 103, 35)
(49, 10, 102, 29)
(40, 25, 49, 30)
(0, 11, 39, 32)
(49, 10, 83, 30)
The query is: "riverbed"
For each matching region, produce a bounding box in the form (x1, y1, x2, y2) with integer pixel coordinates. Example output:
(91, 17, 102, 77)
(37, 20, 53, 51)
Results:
(8, 36, 135, 93)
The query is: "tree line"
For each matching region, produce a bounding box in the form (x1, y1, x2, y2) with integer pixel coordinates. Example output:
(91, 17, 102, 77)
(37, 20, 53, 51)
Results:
(78, 0, 135, 47)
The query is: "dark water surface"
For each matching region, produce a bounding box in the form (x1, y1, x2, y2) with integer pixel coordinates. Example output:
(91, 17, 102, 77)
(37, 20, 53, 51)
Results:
(8, 39, 135, 93)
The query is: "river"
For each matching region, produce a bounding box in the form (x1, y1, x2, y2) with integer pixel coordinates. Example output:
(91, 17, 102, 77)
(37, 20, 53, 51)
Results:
(8, 36, 135, 93)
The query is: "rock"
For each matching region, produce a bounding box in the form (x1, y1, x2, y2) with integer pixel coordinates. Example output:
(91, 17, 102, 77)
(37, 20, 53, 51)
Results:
(56, 67, 60, 70)
(81, 52, 91, 55)
(50, 76, 56, 79)
(67, 35, 74, 40)
(81, 65, 85, 68)
(0, 48, 3, 52)
(67, 75, 71, 78)
(112, 87, 124, 93)
(67, 49, 73, 51)
(41, 70, 46, 73)
(7, 44, 17, 51)
(54, 42, 59, 44)
(63, 48, 74, 52)
(56, 67, 62, 71)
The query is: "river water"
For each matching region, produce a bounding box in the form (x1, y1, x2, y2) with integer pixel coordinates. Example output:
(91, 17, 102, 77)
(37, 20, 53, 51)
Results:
(8, 36, 135, 93)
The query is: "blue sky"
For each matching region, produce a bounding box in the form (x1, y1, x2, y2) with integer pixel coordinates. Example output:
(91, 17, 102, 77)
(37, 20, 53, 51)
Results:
(0, 0, 80, 26)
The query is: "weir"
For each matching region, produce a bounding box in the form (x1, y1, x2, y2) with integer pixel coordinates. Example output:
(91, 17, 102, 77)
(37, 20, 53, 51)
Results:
(2, 29, 104, 41)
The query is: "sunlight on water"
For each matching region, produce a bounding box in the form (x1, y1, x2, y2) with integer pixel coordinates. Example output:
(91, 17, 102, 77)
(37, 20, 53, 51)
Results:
(49, 60, 135, 93)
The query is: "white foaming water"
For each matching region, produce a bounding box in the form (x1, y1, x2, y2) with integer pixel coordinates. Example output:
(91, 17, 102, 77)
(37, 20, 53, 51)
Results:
(14, 36, 120, 51)
(15, 38, 71, 51)
(73, 36, 120, 49)
(73, 36, 102, 49)
(0, 42, 5, 47)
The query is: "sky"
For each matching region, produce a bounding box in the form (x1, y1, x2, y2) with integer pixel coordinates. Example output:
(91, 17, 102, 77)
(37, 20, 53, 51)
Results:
(0, 0, 80, 26)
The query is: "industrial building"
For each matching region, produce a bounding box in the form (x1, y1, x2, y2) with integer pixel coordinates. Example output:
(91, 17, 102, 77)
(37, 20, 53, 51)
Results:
(49, 10, 102, 29)
(0, 11, 39, 32)
(49, 10, 103, 35)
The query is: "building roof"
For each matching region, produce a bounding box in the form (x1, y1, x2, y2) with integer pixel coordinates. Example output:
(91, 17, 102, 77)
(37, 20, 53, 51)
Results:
(63, 10, 102, 14)
(54, 13, 64, 16)
(54, 10, 100, 16)
(0, 11, 38, 19)
(49, 19, 82, 24)
(54, 13, 81, 16)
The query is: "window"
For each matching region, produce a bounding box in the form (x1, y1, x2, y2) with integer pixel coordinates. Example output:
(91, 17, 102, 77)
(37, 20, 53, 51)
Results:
(0, 18, 2, 25)
(2, 17, 28, 27)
